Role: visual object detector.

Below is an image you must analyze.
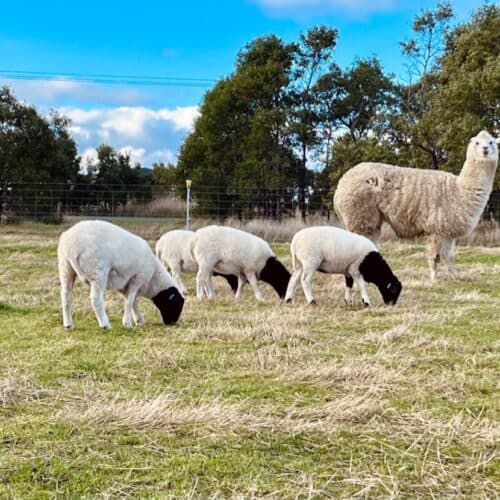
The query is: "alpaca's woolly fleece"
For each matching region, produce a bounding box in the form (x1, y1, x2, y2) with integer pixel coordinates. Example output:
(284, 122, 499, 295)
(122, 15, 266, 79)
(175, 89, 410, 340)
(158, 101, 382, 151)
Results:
(334, 130, 498, 280)
(58, 220, 183, 329)
(284, 226, 402, 306)
(188, 225, 290, 300)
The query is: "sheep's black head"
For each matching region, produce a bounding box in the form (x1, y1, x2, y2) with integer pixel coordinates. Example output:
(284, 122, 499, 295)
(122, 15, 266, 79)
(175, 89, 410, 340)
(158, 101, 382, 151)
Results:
(359, 251, 402, 305)
(259, 256, 291, 299)
(152, 287, 184, 325)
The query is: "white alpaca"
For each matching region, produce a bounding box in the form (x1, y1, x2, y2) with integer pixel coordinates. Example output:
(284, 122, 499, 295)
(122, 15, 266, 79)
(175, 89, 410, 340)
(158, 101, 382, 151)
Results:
(334, 130, 498, 280)
(155, 229, 238, 296)
(188, 225, 290, 301)
(285, 226, 402, 306)
(57, 220, 184, 329)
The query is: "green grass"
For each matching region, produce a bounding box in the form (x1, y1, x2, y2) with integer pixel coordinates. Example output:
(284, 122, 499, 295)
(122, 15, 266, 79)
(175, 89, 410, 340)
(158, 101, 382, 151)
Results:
(0, 225, 499, 497)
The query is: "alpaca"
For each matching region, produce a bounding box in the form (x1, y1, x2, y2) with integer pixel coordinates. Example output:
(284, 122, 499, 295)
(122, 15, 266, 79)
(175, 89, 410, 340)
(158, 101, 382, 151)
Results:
(334, 130, 498, 280)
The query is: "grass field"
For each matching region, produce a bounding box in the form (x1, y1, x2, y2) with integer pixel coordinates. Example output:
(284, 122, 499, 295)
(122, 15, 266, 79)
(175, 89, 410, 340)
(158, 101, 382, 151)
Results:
(0, 222, 498, 498)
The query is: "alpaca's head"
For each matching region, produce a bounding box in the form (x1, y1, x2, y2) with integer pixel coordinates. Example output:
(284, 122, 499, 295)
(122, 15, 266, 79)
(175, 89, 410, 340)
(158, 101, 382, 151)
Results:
(467, 130, 498, 164)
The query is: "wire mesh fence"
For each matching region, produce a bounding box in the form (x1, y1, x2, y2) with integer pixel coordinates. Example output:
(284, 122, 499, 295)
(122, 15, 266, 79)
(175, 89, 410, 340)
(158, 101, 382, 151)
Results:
(0, 183, 334, 223)
(0, 183, 499, 224)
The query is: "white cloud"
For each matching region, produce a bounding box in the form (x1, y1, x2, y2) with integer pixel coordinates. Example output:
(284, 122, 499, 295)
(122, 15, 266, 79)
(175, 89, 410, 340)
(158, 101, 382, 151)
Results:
(0, 78, 145, 107)
(252, 0, 396, 15)
(119, 145, 146, 164)
(55, 105, 199, 168)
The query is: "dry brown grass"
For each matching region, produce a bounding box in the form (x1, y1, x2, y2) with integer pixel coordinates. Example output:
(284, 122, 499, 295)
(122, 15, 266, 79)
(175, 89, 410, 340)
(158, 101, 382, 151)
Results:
(0, 375, 47, 406)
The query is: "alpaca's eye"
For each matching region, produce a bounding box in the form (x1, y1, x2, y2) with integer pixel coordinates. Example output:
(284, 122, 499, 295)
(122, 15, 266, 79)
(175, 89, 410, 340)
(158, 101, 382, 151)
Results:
(475, 141, 479, 145)
(489, 141, 493, 145)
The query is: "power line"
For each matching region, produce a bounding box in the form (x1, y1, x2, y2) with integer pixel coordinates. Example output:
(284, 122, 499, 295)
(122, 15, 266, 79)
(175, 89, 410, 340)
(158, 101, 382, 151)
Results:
(0, 69, 217, 88)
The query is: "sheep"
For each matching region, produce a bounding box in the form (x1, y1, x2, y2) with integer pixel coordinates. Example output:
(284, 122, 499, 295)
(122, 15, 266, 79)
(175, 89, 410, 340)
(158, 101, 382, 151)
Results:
(57, 220, 184, 329)
(155, 229, 238, 296)
(284, 226, 402, 307)
(188, 225, 290, 301)
(333, 130, 499, 280)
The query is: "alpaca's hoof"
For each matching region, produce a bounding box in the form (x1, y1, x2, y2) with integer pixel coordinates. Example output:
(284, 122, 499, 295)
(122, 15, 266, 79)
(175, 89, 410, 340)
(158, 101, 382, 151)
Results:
(309, 299, 317, 306)
(285, 298, 292, 303)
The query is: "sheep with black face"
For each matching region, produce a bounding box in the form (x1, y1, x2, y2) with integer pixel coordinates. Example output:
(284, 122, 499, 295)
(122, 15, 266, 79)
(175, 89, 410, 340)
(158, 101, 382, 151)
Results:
(284, 226, 401, 307)
(57, 220, 184, 329)
(188, 225, 290, 301)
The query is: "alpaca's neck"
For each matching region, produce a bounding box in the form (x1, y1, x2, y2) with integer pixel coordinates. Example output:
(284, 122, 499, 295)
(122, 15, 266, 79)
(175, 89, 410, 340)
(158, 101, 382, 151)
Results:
(457, 157, 497, 194)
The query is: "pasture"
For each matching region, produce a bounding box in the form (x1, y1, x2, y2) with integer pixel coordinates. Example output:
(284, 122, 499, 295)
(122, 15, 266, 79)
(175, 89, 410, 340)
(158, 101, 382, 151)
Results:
(0, 222, 498, 498)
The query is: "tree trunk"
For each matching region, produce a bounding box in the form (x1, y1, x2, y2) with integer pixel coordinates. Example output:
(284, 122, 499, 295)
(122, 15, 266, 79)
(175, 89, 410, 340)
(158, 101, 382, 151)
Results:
(298, 144, 307, 222)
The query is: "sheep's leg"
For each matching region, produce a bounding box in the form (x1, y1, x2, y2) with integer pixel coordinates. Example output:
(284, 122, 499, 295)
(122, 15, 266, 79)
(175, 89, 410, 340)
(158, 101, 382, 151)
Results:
(285, 268, 302, 303)
(122, 287, 141, 328)
(351, 273, 371, 307)
(300, 265, 317, 305)
(234, 274, 247, 301)
(427, 237, 443, 281)
(196, 264, 214, 299)
(441, 239, 456, 279)
(170, 262, 187, 296)
(132, 298, 144, 326)
(246, 272, 263, 301)
(344, 275, 354, 304)
(90, 280, 111, 329)
(59, 259, 76, 329)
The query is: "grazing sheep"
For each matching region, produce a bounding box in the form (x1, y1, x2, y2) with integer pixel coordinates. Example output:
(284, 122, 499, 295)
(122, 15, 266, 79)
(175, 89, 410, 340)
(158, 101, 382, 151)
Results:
(58, 220, 184, 329)
(285, 226, 402, 307)
(188, 225, 290, 301)
(334, 130, 498, 280)
(155, 229, 238, 296)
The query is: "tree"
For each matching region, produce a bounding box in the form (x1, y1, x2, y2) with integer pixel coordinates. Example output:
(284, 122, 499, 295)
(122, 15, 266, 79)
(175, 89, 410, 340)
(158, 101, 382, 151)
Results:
(178, 35, 298, 219)
(435, 4, 500, 185)
(82, 144, 150, 213)
(0, 86, 79, 184)
(288, 26, 338, 221)
(389, 2, 454, 170)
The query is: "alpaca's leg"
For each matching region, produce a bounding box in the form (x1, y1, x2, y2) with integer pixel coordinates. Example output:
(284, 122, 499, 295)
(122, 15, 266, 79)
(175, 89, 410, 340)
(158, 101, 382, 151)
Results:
(234, 274, 247, 301)
(344, 275, 354, 304)
(59, 259, 76, 329)
(427, 237, 443, 281)
(90, 279, 111, 329)
(285, 268, 302, 303)
(441, 239, 456, 279)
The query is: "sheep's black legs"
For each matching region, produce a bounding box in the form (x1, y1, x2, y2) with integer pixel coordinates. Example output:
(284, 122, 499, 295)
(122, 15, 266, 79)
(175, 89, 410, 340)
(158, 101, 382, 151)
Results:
(344, 275, 354, 304)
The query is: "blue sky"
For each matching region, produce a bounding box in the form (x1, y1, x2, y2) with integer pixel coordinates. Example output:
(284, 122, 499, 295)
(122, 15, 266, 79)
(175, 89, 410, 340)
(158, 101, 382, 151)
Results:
(0, 0, 482, 168)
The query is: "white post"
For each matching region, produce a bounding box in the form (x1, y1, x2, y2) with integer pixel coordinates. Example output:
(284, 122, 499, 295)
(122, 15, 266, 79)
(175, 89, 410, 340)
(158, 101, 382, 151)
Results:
(186, 179, 192, 230)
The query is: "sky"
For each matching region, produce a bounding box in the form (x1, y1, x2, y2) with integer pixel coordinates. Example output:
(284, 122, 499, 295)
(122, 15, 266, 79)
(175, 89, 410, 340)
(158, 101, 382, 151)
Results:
(0, 0, 482, 169)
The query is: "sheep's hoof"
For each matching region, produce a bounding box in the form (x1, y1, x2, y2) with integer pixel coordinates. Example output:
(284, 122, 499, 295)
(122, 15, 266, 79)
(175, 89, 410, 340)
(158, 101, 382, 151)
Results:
(101, 324, 112, 330)
(64, 324, 74, 330)
(309, 300, 317, 306)
(285, 298, 292, 303)
(362, 300, 370, 308)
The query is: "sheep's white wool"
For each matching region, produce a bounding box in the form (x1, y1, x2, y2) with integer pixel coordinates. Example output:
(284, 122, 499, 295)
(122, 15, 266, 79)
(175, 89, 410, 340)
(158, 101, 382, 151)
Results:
(156, 229, 197, 295)
(188, 225, 289, 301)
(58, 220, 183, 329)
(334, 130, 499, 280)
(285, 226, 401, 306)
